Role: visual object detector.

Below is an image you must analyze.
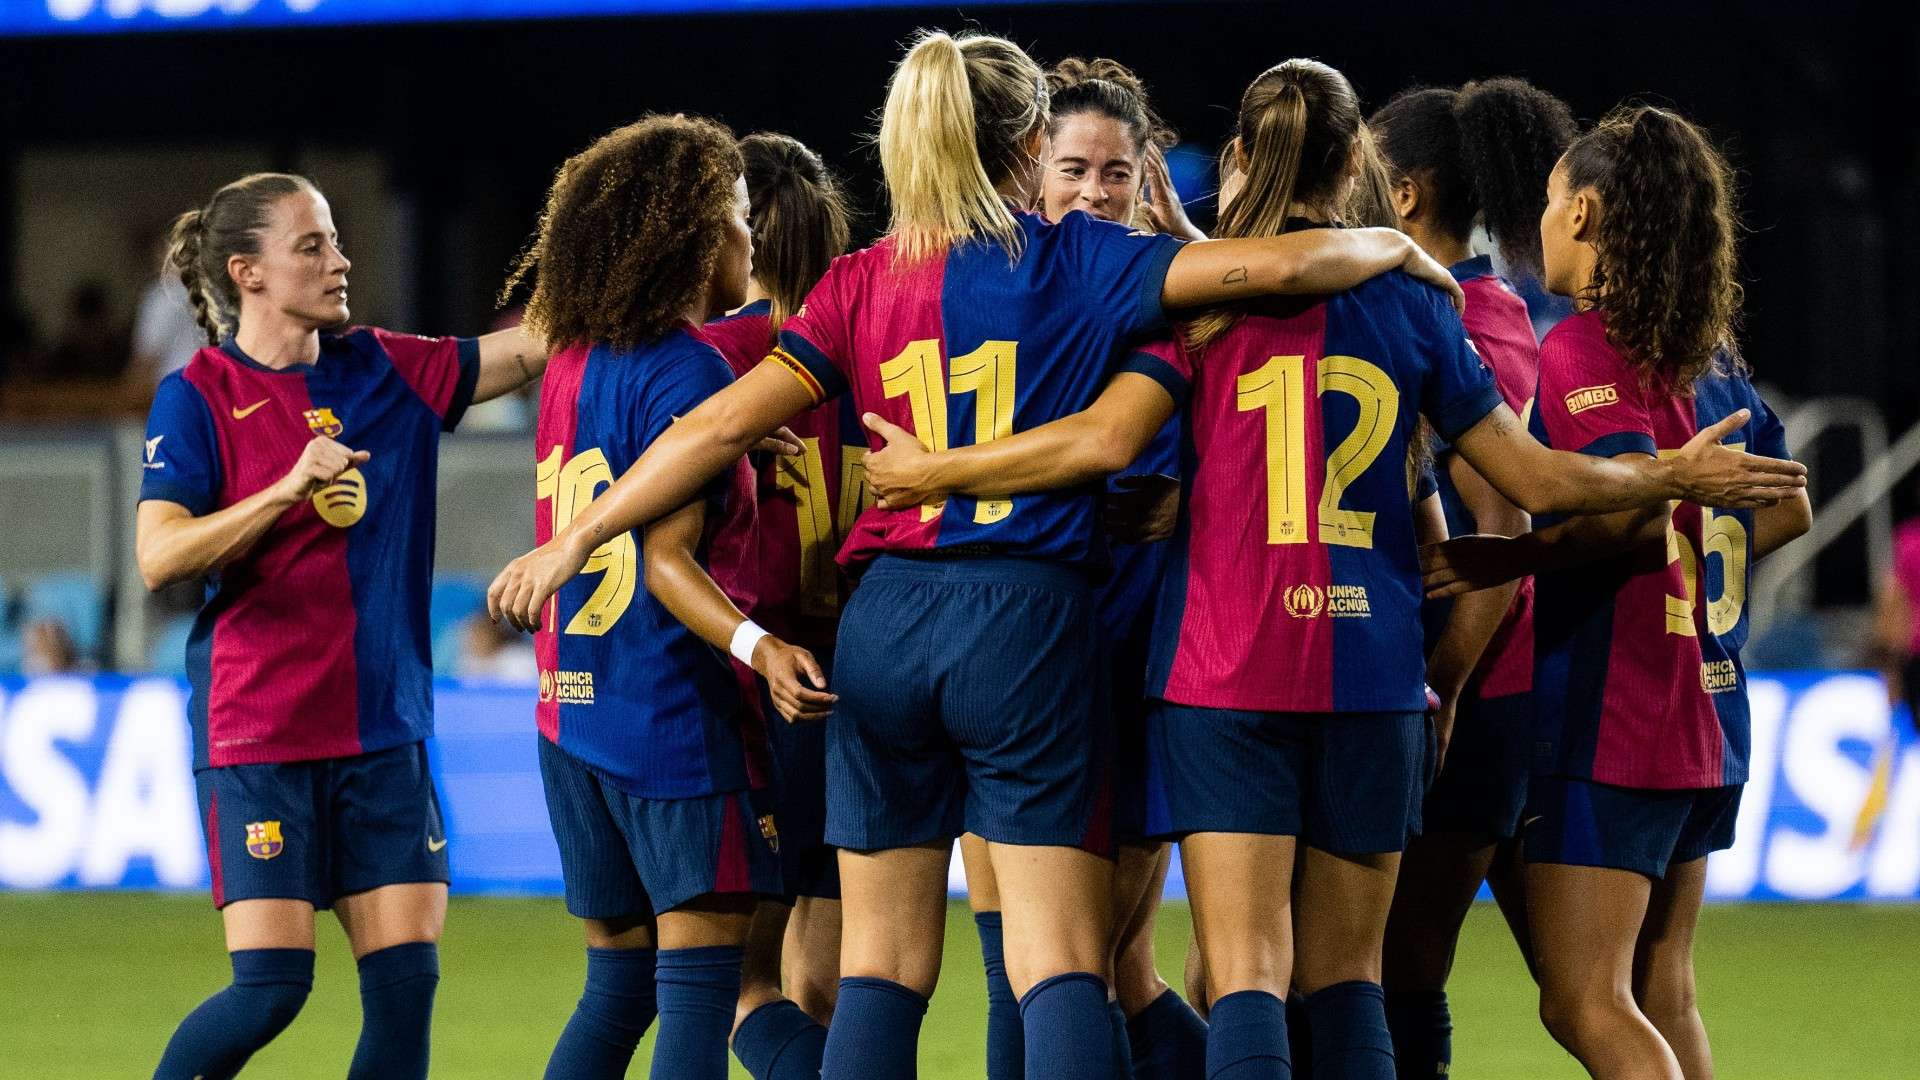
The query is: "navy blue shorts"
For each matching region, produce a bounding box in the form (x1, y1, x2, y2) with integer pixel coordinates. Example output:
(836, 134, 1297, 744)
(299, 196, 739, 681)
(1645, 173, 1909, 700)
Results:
(539, 737, 781, 919)
(827, 555, 1112, 854)
(1145, 704, 1426, 855)
(1523, 775, 1742, 878)
(195, 741, 450, 910)
(760, 671, 840, 901)
(1421, 692, 1533, 842)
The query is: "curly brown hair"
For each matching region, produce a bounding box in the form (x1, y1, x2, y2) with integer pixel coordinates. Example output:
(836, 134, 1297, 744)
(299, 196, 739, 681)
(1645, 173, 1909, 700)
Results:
(505, 114, 743, 351)
(1564, 105, 1743, 388)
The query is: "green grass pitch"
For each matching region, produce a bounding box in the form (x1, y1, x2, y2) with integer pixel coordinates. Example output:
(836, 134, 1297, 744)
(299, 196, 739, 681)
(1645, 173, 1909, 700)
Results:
(3, 894, 1915, 1077)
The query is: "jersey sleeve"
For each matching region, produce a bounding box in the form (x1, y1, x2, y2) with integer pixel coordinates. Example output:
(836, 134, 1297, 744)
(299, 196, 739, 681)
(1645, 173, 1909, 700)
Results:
(639, 343, 741, 509)
(772, 263, 854, 406)
(139, 373, 221, 514)
(369, 327, 481, 433)
(1745, 380, 1792, 461)
(1534, 324, 1654, 458)
(1115, 337, 1191, 409)
(1413, 286, 1503, 443)
(1060, 211, 1185, 339)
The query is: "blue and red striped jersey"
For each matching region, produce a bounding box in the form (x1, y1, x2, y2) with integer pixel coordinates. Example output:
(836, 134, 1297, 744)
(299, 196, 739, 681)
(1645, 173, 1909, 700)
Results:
(1427, 256, 1538, 698)
(699, 300, 871, 649)
(532, 328, 762, 799)
(138, 327, 479, 768)
(1529, 309, 1788, 789)
(772, 210, 1183, 567)
(1138, 268, 1502, 713)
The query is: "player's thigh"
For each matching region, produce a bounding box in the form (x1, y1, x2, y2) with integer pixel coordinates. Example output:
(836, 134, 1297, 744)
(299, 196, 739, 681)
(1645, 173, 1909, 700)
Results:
(959, 833, 999, 913)
(1526, 860, 1651, 1004)
(223, 898, 319, 952)
(1383, 829, 1500, 990)
(582, 913, 656, 950)
(988, 840, 1114, 996)
(1180, 831, 1296, 998)
(1112, 842, 1174, 1014)
(836, 841, 952, 997)
(335, 882, 448, 958)
(1633, 855, 1707, 1002)
(784, 896, 842, 1019)
(1293, 845, 1401, 993)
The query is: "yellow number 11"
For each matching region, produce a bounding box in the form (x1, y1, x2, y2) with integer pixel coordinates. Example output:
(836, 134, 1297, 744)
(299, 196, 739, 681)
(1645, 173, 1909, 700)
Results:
(1236, 353, 1401, 549)
(879, 338, 1019, 524)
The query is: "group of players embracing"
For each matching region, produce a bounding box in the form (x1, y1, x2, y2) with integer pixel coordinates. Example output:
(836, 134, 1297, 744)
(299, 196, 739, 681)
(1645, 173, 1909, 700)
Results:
(137, 25, 1810, 1080)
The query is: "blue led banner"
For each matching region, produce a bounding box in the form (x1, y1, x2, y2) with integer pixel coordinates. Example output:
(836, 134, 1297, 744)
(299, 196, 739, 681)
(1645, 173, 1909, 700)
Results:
(1, 671, 1916, 900)
(2, 0, 1048, 37)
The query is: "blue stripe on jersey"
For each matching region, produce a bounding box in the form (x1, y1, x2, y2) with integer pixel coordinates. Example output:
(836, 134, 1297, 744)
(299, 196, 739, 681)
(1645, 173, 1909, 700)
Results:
(1577, 431, 1660, 460)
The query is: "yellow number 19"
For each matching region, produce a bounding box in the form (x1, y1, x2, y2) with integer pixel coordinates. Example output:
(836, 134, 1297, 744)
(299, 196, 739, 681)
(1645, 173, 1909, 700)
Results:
(536, 445, 637, 636)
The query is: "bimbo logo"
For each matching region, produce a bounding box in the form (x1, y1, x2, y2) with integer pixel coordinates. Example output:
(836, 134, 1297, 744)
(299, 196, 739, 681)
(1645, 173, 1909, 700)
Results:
(1282, 584, 1325, 619)
(1564, 383, 1620, 415)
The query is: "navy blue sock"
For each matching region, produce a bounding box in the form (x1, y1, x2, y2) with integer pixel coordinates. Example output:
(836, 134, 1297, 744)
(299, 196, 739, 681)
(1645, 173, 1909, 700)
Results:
(1383, 989, 1450, 1080)
(1019, 972, 1114, 1080)
(1206, 989, 1290, 1080)
(1109, 998, 1136, 1078)
(733, 998, 828, 1080)
(1305, 982, 1394, 1080)
(346, 941, 439, 1080)
(1286, 993, 1313, 1080)
(976, 912, 1024, 1079)
(821, 976, 928, 1080)
(153, 948, 313, 1080)
(1127, 988, 1209, 1080)
(652, 945, 744, 1080)
(545, 946, 658, 1080)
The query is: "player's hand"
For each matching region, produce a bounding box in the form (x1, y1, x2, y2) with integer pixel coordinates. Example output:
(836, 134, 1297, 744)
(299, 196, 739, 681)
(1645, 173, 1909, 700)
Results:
(1422, 534, 1523, 598)
(1400, 240, 1466, 313)
(1667, 410, 1808, 508)
(1143, 146, 1206, 242)
(753, 637, 837, 723)
(1105, 474, 1182, 544)
(275, 436, 370, 503)
(755, 426, 804, 456)
(1427, 686, 1457, 773)
(488, 537, 591, 633)
(862, 413, 947, 509)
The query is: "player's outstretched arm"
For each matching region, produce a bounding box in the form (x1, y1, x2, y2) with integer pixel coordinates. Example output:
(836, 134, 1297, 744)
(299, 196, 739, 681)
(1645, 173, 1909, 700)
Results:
(1452, 403, 1806, 516)
(135, 436, 369, 591)
(472, 324, 550, 403)
(1161, 226, 1464, 312)
(1753, 490, 1813, 560)
(642, 501, 835, 724)
(861, 372, 1178, 510)
(488, 361, 814, 632)
(1422, 462, 1531, 762)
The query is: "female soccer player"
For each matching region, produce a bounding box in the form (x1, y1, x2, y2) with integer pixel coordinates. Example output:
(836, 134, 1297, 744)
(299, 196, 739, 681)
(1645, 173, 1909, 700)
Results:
(953, 55, 1210, 1080)
(137, 172, 547, 1080)
(1367, 77, 1576, 1077)
(489, 30, 1474, 1080)
(1423, 105, 1811, 1080)
(852, 60, 1803, 1080)
(699, 131, 857, 1080)
(502, 115, 837, 1080)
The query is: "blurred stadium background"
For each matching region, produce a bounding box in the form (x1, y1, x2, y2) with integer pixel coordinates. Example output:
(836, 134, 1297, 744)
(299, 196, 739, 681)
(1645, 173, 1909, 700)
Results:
(0, 2, 1917, 1077)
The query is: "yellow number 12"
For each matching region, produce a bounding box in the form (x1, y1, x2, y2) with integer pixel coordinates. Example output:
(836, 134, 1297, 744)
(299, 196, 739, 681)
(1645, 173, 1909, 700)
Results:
(1236, 353, 1401, 549)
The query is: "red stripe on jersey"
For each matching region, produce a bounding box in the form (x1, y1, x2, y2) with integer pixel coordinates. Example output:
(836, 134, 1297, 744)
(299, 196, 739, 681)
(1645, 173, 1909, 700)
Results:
(713, 793, 751, 893)
(533, 345, 590, 745)
(185, 359, 362, 765)
(1459, 274, 1538, 699)
(1162, 307, 1336, 711)
(205, 788, 224, 908)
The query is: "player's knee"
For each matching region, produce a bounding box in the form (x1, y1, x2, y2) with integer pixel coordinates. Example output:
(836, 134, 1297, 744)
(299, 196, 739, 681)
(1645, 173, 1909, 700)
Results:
(789, 966, 840, 1022)
(245, 978, 312, 1038)
(1537, 984, 1627, 1050)
(841, 935, 940, 998)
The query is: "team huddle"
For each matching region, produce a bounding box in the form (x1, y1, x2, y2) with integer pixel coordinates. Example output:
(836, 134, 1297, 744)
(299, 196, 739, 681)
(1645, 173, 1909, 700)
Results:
(134, 26, 1812, 1080)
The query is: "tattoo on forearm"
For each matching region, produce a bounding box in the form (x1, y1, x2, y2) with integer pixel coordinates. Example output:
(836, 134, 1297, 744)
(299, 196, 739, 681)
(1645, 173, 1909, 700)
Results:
(515, 352, 536, 385)
(1222, 266, 1249, 286)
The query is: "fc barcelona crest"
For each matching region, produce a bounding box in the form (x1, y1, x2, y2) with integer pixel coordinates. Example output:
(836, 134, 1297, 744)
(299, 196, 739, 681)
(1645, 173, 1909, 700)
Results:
(758, 814, 780, 854)
(304, 407, 344, 438)
(245, 820, 284, 860)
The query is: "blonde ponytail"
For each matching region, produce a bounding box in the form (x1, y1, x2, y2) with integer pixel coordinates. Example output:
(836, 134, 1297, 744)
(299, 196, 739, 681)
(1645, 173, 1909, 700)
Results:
(878, 30, 1045, 263)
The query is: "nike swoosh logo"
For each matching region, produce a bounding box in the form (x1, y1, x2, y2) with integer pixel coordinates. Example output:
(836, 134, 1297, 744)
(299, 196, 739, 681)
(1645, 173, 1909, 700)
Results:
(231, 399, 270, 420)
(427, 837, 448, 852)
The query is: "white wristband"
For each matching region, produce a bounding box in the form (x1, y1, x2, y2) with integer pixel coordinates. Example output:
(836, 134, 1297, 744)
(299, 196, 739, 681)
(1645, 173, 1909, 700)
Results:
(730, 620, 771, 666)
